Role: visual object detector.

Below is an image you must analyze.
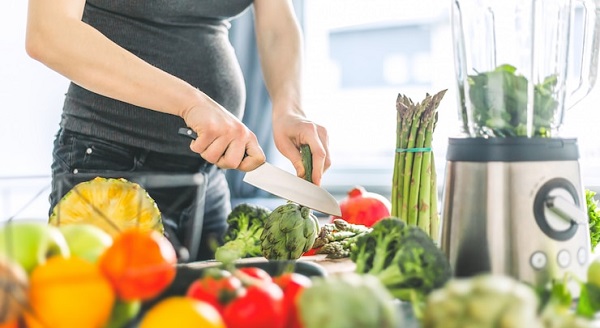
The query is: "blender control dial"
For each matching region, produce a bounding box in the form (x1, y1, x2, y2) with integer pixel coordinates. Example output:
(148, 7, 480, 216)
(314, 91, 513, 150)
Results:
(533, 178, 583, 241)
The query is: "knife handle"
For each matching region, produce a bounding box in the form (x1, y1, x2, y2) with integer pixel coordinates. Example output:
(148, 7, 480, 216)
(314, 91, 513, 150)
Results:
(179, 127, 312, 181)
(178, 127, 198, 140)
(178, 127, 251, 160)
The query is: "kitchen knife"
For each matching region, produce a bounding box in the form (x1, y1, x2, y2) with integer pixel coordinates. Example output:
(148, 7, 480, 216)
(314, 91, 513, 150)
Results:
(178, 128, 342, 217)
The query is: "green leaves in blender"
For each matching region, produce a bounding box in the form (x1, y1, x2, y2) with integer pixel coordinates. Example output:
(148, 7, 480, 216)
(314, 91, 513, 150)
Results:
(465, 64, 558, 137)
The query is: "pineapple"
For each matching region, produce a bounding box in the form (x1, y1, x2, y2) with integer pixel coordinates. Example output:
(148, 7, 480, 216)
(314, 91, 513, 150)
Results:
(49, 177, 163, 237)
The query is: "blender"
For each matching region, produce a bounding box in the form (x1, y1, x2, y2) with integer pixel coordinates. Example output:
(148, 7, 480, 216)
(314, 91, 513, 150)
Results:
(441, 0, 600, 288)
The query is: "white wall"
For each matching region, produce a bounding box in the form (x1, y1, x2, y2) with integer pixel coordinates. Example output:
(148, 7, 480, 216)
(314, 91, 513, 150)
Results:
(1, 0, 69, 177)
(1, 1, 69, 219)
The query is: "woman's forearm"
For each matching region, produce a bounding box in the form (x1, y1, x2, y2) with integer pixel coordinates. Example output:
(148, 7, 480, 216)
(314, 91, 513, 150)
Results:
(25, 0, 203, 118)
(253, 0, 305, 118)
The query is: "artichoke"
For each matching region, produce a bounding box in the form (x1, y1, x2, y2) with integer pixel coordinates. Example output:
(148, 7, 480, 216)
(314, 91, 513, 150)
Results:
(260, 202, 319, 260)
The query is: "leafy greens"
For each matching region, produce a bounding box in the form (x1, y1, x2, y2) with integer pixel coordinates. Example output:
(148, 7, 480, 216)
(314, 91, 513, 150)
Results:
(464, 64, 558, 137)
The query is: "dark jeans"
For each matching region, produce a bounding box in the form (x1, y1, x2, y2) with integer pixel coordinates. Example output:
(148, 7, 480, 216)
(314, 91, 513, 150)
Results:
(49, 128, 230, 261)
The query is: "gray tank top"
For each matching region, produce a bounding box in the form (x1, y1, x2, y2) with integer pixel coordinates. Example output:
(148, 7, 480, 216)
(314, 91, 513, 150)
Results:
(61, 0, 254, 156)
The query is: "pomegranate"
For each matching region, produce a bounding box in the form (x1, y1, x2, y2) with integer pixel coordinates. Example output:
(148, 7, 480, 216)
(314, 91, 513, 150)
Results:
(331, 186, 391, 227)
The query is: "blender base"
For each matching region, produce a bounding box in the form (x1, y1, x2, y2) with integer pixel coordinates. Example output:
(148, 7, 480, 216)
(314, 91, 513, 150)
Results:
(440, 137, 591, 291)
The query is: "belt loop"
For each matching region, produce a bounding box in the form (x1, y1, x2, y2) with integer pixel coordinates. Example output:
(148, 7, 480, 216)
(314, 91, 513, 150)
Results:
(134, 150, 150, 169)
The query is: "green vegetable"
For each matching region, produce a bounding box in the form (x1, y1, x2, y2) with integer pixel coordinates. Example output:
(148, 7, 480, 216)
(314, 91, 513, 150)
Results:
(350, 217, 451, 304)
(301, 144, 312, 183)
(586, 189, 600, 251)
(464, 64, 557, 137)
(259, 144, 319, 260)
(104, 299, 141, 328)
(297, 273, 400, 328)
(422, 274, 542, 328)
(260, 202, 319, 260)
(392, 90, 446, 241)
(535, 260, 600, 327)
(311, 219, 372, 259)
(214, 203, 271, 263)
(537, 275, 597, 328)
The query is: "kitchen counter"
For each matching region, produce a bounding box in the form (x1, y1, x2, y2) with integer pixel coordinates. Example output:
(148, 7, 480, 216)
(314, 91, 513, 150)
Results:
(157, 255, 356, 301)
(179, 254, 356, 275)
(288, 254, 357, 275)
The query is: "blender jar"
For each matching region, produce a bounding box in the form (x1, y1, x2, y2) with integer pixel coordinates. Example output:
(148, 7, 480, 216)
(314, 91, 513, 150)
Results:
(452, 0, 600, 138)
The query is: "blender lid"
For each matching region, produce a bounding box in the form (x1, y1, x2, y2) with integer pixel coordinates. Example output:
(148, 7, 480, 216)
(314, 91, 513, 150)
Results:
(446, 137, 580, 162)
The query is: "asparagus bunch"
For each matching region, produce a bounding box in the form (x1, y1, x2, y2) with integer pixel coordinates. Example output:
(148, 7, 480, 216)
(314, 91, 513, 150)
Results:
(391, 90, 447, 242)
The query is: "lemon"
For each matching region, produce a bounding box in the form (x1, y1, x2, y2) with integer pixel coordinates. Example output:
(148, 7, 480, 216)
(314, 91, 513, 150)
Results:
(140, 296, 225, 328)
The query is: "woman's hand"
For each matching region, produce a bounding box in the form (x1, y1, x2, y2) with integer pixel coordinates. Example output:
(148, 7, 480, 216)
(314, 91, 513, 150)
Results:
(272, 109, 331, 186)
(253, 0, 331, 185)
(182, 97, 266, 172)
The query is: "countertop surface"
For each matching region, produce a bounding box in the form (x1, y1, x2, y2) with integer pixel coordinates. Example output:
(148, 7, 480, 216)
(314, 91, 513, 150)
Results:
(181, 254, 356, 275)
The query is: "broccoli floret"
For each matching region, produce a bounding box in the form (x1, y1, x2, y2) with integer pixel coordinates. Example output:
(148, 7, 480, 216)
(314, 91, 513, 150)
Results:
(216, 203, 271, 262)
(350, 217, 452, 303)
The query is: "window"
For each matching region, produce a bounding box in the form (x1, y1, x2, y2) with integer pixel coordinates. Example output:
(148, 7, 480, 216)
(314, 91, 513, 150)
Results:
(297, 0, 600, 199)
(299, 0, 456, 198)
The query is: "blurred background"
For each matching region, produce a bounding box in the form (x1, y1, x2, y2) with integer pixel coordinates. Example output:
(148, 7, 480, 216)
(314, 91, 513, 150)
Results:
(2, 0, 600, 220)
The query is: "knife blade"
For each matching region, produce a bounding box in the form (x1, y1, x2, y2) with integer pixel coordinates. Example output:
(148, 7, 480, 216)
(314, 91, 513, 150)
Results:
(178, 128, 342, 217)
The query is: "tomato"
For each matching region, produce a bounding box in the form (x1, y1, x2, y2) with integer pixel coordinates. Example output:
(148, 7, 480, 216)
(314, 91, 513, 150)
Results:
(186, 268, 243, 313)
(223, 281, 285, 328)
(237, 266, 273, 283)
(274, 273, 312, 328)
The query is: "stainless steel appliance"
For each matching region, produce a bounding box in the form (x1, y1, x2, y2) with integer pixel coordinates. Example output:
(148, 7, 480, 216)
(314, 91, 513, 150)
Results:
(442, 0, 600, 287)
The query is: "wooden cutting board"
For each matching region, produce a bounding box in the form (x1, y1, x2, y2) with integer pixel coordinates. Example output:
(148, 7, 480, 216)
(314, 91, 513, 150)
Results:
(183, 254, 356, 275)
(232, 254, 357, 275)
(297, 255, 356, 275)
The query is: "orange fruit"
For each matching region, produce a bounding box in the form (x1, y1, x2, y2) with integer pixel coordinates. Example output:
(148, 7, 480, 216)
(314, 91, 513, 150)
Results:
(24, 256, 115, 328)
(99, 228, 177, 301)
(0, 318, 19, 328)
(139, 296, 225, 328)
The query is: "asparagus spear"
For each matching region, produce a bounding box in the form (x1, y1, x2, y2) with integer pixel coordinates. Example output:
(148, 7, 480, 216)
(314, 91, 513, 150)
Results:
(311, 219, 372, 250)
(406, 121, 424, 225)
(392, 95, 416, 219)
(400, 102, 425, 221)
(415, 119, 434, 232)
(317, 229, 371, 259)
(416, 92, 445, 233)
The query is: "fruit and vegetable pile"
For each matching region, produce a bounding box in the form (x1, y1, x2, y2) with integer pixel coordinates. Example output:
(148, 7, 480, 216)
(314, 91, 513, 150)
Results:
(0, 220, 179, 328)
(5, 155, 600, 327)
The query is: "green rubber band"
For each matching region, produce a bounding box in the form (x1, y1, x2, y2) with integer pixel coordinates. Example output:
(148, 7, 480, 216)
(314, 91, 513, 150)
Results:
(396, 147, 432, 153)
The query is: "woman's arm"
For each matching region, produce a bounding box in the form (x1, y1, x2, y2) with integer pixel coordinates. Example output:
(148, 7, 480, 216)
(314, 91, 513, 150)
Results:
(26, 0, 198, 117)
(253, 0, 331, 185)
(25, 0, 264, 171)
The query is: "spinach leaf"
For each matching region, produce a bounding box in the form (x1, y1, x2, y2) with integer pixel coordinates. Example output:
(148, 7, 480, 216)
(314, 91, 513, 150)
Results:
(464, 64, 558, 137)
